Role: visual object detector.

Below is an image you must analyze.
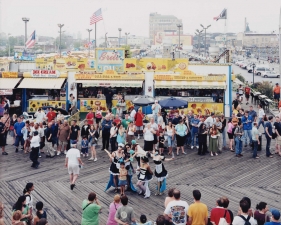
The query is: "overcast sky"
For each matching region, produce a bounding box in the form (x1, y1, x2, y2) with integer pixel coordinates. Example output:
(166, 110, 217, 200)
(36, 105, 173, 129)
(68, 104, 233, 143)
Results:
(1, 0, 280, 39)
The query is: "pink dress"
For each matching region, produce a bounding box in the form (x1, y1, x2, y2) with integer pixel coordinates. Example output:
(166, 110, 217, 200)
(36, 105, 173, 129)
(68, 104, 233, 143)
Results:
(106, 202, 121, 225)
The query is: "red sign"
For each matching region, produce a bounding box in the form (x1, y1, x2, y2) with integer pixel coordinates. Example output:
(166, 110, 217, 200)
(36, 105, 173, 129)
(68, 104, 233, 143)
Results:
(31, 70, 60, 78)
(0, 89, 13, 95)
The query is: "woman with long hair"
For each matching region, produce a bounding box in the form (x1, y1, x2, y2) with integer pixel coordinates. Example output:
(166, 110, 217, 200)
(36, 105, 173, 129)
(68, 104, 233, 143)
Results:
(198, 123, 208, 155)
(106, 195, 121, 225)
(23, 183, 34, 216)
(136, 156, 153, 198)
(209, 124, 219, 156)
(12, 196, 31, 224)
(33, 202, 47, 225)
(88, 124, 99, 161)
(227, 118, 235, 152)
(166, 121, 175, 155)
(254, 202, 270, 225)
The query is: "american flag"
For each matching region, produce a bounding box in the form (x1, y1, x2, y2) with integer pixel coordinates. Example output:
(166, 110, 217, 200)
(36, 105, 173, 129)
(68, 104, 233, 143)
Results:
(25, 30, 36, 48)
(213, 8, 227, 21)
(90, 8, 103, 25)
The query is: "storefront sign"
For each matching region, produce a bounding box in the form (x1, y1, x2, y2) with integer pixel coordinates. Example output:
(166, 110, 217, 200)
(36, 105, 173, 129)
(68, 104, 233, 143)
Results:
(0, 89, 13, 95)
(75, 73, 145, 80)
(2, 72, 18, 78)
(96, 49, 124, 73)
(31, 70, 60, 78)
(154, 74, 226, 81)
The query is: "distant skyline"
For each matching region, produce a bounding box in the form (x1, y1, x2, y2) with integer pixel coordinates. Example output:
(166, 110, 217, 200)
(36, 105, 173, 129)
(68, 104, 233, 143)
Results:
(1, 0, 280, 39)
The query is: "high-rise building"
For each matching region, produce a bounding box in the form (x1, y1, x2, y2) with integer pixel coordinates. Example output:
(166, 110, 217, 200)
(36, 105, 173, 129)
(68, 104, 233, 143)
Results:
(149, 12, 183, 44)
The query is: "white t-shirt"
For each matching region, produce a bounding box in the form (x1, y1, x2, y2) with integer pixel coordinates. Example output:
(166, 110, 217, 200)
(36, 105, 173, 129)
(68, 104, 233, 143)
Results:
(110, 126, 118, 137)
(150, 122, 158, 131)
(66, 148, 80, 165)
(130, 109, 136, 120)
(205, 116, 216, 128)
(25, 194, 33, 209)
(34, 111, 46, 123)
(144, 128, 154, 141)
(152, 104, 161, 114)
(233, 214, 257, 225)
(31, 127, 44, 138)
(258, 109, 265, 118)
(30, 135, 40, 148)
(164, 200, 189, 225)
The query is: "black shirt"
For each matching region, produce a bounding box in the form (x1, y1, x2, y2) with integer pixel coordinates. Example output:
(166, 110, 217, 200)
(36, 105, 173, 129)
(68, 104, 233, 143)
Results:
(265, 122, 272, 137)
(274, 122, 281, 135)
(105, 92, 113, 103)
(232, 99, 239, 109)
(70, 125, 80, 140)
(172, 116, 181, 126)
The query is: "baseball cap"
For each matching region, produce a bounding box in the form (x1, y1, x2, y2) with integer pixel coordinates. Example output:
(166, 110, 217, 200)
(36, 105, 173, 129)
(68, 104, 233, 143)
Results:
(270, 209, 280, 220)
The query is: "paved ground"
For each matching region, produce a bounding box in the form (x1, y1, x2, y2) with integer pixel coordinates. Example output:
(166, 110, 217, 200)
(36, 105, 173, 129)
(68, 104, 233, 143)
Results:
(1, 100, 281, 224)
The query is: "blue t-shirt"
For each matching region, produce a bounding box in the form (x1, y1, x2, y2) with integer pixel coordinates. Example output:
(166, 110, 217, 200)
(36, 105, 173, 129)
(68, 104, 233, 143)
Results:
(175, 124, 187, 137)
(265, 222, 281, 225)
(265, 121, 272, 137)
(191, 118, 200, 133)
(14, 122, 25, 136)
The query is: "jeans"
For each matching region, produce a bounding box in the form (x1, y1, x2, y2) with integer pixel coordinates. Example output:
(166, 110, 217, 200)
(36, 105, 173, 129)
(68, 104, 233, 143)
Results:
(185, 132, 191, 145)
(102, 131, 110, 150)
(265, 135, 272, 156)
(243, 129, 252, 145)
(30, 147, 39, 167)
(222, 130, 227, 147)
(252, 140, 258, 158)
(153, 114, 158, 124)
(191, 130, 198, 146)
(70, 139, 77, 144)
(167, 136, 174, 147)
(257, 118, 265, 131)
(106, 102, 112, 110)
(235, 137, 243, 155)
(14, 135, 24, 147)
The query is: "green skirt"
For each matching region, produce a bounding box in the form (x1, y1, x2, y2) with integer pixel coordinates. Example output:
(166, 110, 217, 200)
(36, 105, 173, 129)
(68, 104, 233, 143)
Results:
(209, 137, 218, 153)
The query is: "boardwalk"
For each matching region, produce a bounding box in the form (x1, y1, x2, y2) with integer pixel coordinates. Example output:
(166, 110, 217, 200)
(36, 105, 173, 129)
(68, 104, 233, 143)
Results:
(1, 133, 281, 224)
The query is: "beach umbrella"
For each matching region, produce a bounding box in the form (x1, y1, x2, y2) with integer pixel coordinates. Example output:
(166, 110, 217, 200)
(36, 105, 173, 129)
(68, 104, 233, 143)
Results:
(132, 96, 155, 106)
(159, 97, 188, 109)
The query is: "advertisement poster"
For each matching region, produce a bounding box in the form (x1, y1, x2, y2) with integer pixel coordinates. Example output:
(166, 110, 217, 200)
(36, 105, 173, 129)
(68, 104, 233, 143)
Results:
(96, 48, 124, 73)
(154, 32, 192, 46)
(14, 52, 36, 61)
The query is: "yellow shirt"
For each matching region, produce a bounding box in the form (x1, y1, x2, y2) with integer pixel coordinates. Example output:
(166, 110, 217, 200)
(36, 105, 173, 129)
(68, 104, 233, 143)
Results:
(188, 202, 208, 225)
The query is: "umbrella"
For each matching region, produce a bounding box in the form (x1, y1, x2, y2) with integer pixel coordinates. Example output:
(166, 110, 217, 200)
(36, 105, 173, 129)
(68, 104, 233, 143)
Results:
(132, 95, 155, 106)
(159, 97, 188, 109)
(42, 106, 68, 115)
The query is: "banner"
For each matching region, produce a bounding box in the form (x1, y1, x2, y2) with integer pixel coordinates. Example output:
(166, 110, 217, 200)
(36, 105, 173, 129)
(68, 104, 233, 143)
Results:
(96, 48, 124, 72)
(0, 89, 13, 95)
(2, 72, 18, 78)
(154, 74, 226, 81)
(75, 71, 144, 80)
(14, 52, 36, 61)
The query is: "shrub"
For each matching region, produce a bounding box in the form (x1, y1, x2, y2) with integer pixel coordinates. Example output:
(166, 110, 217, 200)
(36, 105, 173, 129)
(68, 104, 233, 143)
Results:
(235, 74, 245, 83)
(255, 81, 273, 98)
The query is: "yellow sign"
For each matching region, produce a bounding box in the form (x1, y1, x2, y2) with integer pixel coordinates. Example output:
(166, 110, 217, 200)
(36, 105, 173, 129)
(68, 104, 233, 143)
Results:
(102, 70, 118, 75)
(75, 73, 145, 80)
(154, 74, 226, 81)
(2, 72, 18, 78)
(79, 99, 134, 112)
(28, 100, 66, 113)
(23, 71, 67, 78)
(182, 103, 224, 115)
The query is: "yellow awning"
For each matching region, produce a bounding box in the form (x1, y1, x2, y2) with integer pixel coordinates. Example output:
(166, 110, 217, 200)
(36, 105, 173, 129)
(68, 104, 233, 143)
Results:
(76, 80, 143, 88)
(155, 80, 226, 89)
(0, 78, 21, 89)
(18, 78, 66, 89)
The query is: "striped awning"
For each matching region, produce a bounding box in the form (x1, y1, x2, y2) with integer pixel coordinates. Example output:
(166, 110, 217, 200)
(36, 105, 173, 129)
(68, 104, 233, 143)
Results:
(17, 78, 66, 89)
(76, 80, 143, 88)
(155, 81, 226, 89)
(0, 78, 21, 89)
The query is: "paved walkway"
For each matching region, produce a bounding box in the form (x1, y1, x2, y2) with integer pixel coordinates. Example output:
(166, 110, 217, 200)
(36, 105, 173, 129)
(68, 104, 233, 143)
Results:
(0, 97, 280, 224)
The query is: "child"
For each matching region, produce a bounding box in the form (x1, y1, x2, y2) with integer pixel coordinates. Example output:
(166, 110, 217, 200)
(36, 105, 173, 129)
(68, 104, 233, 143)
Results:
(33, 201, 47, 225)
(137, 214, 153, 225)
(118, 162, 127, 196)
(158, 131, 165, 154)
(81, 136, 89, 157)
(21, 121, 31, 154)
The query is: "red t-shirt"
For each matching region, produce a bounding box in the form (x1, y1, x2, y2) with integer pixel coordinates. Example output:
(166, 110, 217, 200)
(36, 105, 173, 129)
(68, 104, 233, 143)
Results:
(245, 87, 251, 95)
(134, 112, 144, 127)
(113, 119, 121, 126)
(86, 112, 95, 125)
(46, 111, 56, 122)
(210, 208, 231, 225)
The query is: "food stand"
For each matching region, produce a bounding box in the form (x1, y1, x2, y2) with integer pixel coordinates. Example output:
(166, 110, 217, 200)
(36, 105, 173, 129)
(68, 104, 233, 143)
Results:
(74, 70, 145, 112)
(18, 70, 67, 113)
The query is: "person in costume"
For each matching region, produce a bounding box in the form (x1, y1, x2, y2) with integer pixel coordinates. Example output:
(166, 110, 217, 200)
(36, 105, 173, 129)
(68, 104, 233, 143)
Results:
(136, 156, 153, 198)
(151, 149, 174, 196)
(124, 143, 137, 192)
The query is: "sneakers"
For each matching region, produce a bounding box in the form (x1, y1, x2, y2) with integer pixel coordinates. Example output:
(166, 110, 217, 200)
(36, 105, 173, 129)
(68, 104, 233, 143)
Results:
(211, 152, 213, 157)
(86, 154, 89, 157)
(2, 152, 8, 155)
(196, 145, 199, 149)
(57, 152, 61, 156)
(64, 150, 67, 155)
(215, 153, 218, 156)
(191, 146, 194, 149)
(137, 135, 140, 140)
(39, 155, 42, 158)
(182, 152, 187, 155)
(70, 184, 75, 190)
(94, 158, 97, 162)
(88, 158, 94, 161)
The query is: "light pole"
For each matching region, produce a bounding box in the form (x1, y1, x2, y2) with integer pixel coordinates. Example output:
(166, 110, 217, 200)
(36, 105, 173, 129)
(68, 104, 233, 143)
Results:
(177, 24, 182, 58)
(196, 29, 204, 56)
(125, 32, 130, 46)
(252, 63, 256, 85)
(105, 32, 108, 48)
(200, 24, 211, 57)
(86, 29, 92, 57)
(8, 33, 11, 57)
(118, 28, 122, 47)
(57, 24, 64, 57)
(22, 17, 30, 47)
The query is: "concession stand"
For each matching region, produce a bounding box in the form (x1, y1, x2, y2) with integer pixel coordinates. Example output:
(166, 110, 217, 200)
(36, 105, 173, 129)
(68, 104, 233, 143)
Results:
(18, 70, 67, 113)
(74, 70, 145, 112)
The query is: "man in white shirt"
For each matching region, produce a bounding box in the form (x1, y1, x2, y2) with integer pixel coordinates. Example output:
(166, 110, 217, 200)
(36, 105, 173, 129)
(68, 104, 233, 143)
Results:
(164, 189, 189, 225)
(34, 108, 46, 124)
(30, 131, 41, 169)
(233, 200, 257, 225)
(257, 104, 265, 132)
(65, 141, 84, 190)
(152, 100, 161, 124)
(204, 112, 216, 129)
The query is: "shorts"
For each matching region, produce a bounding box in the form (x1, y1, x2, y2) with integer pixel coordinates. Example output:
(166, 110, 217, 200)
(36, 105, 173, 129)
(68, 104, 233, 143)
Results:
(227, 132, 234, 139)
(274, 93, 280, 100)
(277, 136, 281, 145)
(118, 179, 127, 186)
(245, 94, 250, 99)
(59, 140, 68, 146)
(144, 140, 154, 151)
(68, 164, 80, 175)
(136, 126, 143, 131)
(167, 136, 175, 147)
(52, 137, 58, 145)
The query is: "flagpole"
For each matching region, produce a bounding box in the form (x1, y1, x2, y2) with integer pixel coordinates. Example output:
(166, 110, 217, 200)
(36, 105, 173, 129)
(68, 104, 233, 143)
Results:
(95, 23, 97, 49)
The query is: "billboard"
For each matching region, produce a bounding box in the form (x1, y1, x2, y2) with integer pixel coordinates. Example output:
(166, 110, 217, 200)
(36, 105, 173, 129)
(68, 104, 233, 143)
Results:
(14, 52, 36, 61)
(96, 48, 124, 73)
(154, 32, 192, 46)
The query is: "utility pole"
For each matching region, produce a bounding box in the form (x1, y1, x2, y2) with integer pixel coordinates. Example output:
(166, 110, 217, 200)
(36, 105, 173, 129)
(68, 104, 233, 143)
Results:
(57, 24, 64, 57)
(86, 29, 92, 57)
(200, 24, 211, 57)
(125, 32, 130, 46)
(22, 17, 30, 48)
(118, 28, 122, 47)
(105, 32, 108, 48)
(177, 24, 182, 58)
(8, 33, 10, 57)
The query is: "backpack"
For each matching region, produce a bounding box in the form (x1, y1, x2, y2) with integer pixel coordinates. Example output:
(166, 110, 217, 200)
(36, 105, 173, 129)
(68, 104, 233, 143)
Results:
(239, 215, 251, 225)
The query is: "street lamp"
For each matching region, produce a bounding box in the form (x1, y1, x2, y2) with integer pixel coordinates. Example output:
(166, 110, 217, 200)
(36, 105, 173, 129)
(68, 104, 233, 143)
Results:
(86, 29, 92, 57)
(105, 32, 108, 48)
(177, 24, 182, 58)
(252, 63, 256, 85)
(22, 17, 30, 47)
(200, 24, 211, 57)
(125, 32, 130, 46)
(57, 24, 64, 57)
(195, 29, 204, 56)
(118, 28, 122, 47)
